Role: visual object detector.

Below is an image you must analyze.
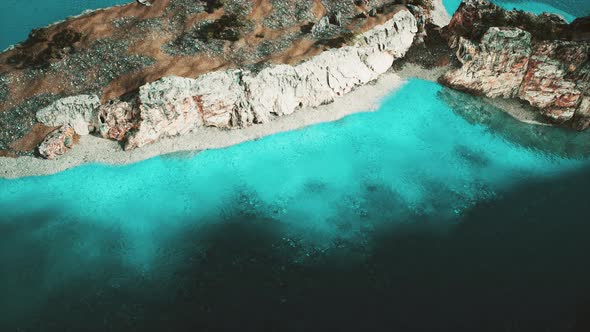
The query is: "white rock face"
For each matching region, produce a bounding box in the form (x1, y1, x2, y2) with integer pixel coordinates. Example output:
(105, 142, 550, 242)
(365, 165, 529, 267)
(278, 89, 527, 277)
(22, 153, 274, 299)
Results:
(355, 9, 417, 57)
(125, 77, 204, 150)
(122, 9, 418, 149)
(193, 70, 252, 128)
(36, 95, 100, 135)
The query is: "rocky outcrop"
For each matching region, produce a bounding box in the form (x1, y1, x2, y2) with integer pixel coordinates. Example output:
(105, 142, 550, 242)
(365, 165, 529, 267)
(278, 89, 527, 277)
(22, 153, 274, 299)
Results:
(97, 100, 138, 141)
(441, 0, 590, 128)
(443, 27, 532, 98)
(444, 0, 569, 47)
(37, 125, 78, 159)
(116, 9, 418, 149)
(519, 42, 589, 123)
(125, 76, 205, 150)
(36, 95, 100, 135)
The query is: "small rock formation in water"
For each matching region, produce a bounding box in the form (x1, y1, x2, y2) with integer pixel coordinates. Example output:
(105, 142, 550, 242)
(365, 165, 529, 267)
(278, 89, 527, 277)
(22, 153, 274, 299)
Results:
(440, 0, 590, 128)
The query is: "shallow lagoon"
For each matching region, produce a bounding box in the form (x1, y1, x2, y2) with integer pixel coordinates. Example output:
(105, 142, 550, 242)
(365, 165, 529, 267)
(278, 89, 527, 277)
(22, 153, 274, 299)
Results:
(2, 80, 590, 330)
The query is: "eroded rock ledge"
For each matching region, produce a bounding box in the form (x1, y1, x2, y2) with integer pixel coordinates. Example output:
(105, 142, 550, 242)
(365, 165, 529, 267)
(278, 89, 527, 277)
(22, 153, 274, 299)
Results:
(33, 9, 418, 157)
(440, 0, 590, 129)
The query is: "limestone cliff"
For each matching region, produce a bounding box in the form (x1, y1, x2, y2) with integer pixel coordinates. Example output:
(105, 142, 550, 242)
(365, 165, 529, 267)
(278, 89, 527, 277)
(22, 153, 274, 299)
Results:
(33, 9, 418, 152)
(0, 0, 433, 158)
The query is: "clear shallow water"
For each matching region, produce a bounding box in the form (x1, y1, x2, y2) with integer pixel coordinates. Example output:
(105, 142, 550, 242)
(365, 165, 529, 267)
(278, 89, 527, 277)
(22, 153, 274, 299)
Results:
(443, 0, 586, 22)
(2, 79, 590, 330)
(0, 0, 130, 50)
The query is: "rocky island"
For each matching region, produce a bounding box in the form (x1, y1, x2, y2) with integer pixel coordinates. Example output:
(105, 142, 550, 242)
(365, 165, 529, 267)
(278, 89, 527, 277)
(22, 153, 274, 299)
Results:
(0, 0, 588, 177)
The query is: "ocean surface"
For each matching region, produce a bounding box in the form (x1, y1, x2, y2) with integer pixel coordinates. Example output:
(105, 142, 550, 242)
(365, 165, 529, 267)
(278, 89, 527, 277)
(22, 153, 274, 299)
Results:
(2, 79, 590, 330)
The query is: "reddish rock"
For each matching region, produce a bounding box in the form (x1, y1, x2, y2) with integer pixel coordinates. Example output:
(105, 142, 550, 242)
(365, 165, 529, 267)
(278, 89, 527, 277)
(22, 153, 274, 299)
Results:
(441, 0, 590, 127)
(97, 100, 139, 141)
(440, 27, 532, 98)
(518, 41, 588, 123)
(37, 125, 79, 159)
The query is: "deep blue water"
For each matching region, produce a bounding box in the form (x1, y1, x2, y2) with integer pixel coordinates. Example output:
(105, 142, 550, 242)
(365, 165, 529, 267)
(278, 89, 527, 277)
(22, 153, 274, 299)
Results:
(2, 79, 590, 330)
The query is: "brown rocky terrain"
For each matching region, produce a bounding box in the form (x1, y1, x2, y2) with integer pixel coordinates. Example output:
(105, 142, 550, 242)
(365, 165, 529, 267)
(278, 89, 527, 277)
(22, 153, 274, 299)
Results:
(0, 0, 435, 157)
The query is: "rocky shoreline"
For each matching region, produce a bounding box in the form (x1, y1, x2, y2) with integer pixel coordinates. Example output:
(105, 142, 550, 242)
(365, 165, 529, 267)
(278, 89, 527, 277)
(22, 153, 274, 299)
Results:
(0, 71, 406, 178)
(0, 0, 589, 178)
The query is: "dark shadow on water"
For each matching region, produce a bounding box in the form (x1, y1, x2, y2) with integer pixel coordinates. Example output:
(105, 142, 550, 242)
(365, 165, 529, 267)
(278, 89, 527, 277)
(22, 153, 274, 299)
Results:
(2, 168, 590, 331)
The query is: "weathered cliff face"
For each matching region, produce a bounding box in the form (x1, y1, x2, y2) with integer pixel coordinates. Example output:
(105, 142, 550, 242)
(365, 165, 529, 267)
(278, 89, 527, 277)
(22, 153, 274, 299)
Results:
(443, 27, 532, 98)
(36, 95, 100, 135)
(34, 8, 418, 153)
(440, 0, 590, 128)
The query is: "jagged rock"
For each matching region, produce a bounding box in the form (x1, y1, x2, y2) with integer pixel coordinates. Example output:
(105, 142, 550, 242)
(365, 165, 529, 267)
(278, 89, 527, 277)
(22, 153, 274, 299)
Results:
(441, 27, 532, 98)
(244, 47, 393, 123)
(573, 96, 590, 130)
(125, 76, 204, 150)
(334, 12, 343, 27)
(355, 10, 418, 57)
(36, 94, 100, 135)
(441, 0, 590, 127)
(192, 70, 253, 128)
(137, 0, 152, 6)
(97, 100, 138, 141)
(519, 41, 588, 123)
(37, 125, 78, 159)
(312, 16, 331, 36)
(444, 0, 568, 47)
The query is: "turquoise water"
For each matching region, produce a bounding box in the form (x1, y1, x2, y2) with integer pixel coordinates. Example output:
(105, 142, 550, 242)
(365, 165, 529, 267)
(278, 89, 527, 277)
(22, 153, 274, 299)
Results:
(2, 79, 590, 330)
(0, 0, 130, 50)
(443, 0, 584, 22)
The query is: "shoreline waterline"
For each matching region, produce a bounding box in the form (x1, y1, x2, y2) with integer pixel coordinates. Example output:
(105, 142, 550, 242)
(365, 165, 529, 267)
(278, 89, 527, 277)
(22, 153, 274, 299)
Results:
(0, 63, 565, 179)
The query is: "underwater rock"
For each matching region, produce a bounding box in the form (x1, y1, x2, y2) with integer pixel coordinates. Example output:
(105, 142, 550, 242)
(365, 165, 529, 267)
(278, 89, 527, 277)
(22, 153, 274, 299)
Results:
(36, 94, 100, 135)
(37, 125, 78, 159)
